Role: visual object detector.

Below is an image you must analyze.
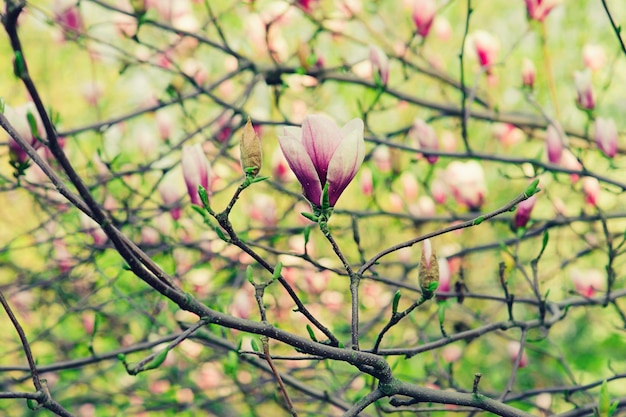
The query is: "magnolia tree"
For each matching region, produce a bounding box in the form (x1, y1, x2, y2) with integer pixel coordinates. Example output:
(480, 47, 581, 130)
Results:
(1, 0, 625, 416)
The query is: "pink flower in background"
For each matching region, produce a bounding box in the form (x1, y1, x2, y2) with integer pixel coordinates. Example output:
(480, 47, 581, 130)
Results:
(493, 123, 524, 146)
(53, 0, 84, 39)
(524, 0, 560, 22)
(413, 0, 436, 37)
(521, 58, 536, 89)
(360, 167, 374, 197)
(442, 345, 462, 363)
(507, 341, 528, 368)
(436, 256, 451, 299)
(279, 115, 365, 207)
(574, 69, 595, 110)
(582, 177, 600, 206)
(158, 176, 184, 220)
(513, 194, 538, 229)
(181, 144, 211, 206)
(545, 124, 565, 164)
(369, 45, 390, 85)
(443, 161, 487, 210)
(412, 119, 439, 164)
(471, 31, 499, 73)
(594, 117, 618, 158)
(571, 268, 604, 297)
(560, 150, 582, 183)
(582, 44, 606, 72)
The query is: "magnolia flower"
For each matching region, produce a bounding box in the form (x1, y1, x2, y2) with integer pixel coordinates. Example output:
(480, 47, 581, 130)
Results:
(181, 144, 211, 206)
(521, 58, 536, 89)
(582, 44, 606, 72)
(411, 118, 439, 164)
(443, 161, 487, 210)
(524, 0, 561, 22)
(571, 268, 604, 297)
(513, 194, 538, 229)
(369, 45, 390, 85)
(574, 69, 595, 110)
(595, 117, 618, 158)
(582, 177, 600, 206)
(545, 124, 565, 164)
(279, 114, 365, 208)
(506, 341, 529, 368)
(413, 0, 436, 37)
(471, 31, 499, 73)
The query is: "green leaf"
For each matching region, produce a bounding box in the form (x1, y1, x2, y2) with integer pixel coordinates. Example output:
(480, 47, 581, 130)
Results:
(306, 324, 318, 342)
(301, 212, 318, 222)
(598, 380, 610, 417)
(26, 399, 37, 410)
(0, 97, 5, 113)
(536, 230, 549, 260)
(13, 51, 26, 78)
(524, 179, 540, 197)
(142, 348, 169, 372)
(322, 182, 330, 211)
(272, 262, 282, 281)
(198, 185, 212, 213)
(303, 225, 311, 246)
(246, 265, 254, 284)
(250, 338, 260, 352)
(392, 290, 401, 315)
(473, 216, 484, 226)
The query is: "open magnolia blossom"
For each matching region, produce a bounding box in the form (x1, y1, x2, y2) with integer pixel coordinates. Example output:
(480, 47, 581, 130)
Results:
(278, 114, 365, 208)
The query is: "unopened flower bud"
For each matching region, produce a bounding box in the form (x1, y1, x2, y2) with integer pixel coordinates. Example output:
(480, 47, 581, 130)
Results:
(369, 45, 390, 86)
(513, 193, 538, 230)
(546, 124, 565, 164)
(521, 58, 535, 89)
(419, 239, 439, 300)
(574, 69, 595, 111)
(594, 117, 618, 158)
(240, 118, 262, 177)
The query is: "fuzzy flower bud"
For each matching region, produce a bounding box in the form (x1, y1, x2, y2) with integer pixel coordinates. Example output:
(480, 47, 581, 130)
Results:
(419, 239, 439, 300)
(545, 124, 565, 164)
(412, 0, 436, 38)
(412, 118, 439, 164)
(240, 118, 263, 177)
(181, 143, 211, 206)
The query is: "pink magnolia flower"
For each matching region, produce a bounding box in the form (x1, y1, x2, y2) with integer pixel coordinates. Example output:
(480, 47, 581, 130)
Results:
(493, 123, 524, 146)
(571, 268, 604, 297)
(521, 58, 536, 89)
(583, 44, 606, 72)
(279, 115, 365, 208)
(582, 177, 600, 206)
(443, 161, 487, 210)
(413, 0, 436, 38)
(594, 117, 618, 158)
(436, 256, 451, 300)
(471, 31, 499, 73)
(524, 0, 561, 22)
(360, 167, 374, 197)
(412, 119, 439, 164)
(545, 124, 565, 164)
(574, 69, 595, 110)
(507, 341, 528, 368)
(181, 144, 211, 206)
(513, 194, 538, 229)
(53, 0, 84, 40)
(369, 45, 390, 85)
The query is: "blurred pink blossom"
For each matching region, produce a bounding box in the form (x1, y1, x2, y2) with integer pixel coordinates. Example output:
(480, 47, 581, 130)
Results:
(571, 268, 604, 297)
(493, 123, 525, 146)
(582, 44, 606, 72)
(471, 31, 499, 73)
(412, 119, 439, 164)
(181, 144, 212, 206)
(582, 177, 600, 206)
(442, 345, 462, 363)
(443, 161, 487, 210)
(412, 0, 436, 37)
(524, 0, 561, 22)
(594, 117, 618, 158)
(521, 58, 536, 89)
(574, 69, 595, 110)
(513, 194, 538, 229)
(545, 124, 565, 164)
(4, 103, 45, 164)
(53, 0, 84, 40)
(507, 341, 528, 368)
(360, 167, 374, 197)
(369, 45, 390, 85)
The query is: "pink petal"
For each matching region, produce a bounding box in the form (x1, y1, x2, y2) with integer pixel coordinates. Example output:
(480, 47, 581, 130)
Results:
(279, 132, 323, 205)
(301, 115, 342, 184)
(326, 128, 365, 206)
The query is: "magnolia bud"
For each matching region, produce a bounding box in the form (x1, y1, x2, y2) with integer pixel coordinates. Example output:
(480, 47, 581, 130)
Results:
(419, 239, 439, 300)
(240, 118, 262, 177)
(521, 58, 535, 89)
